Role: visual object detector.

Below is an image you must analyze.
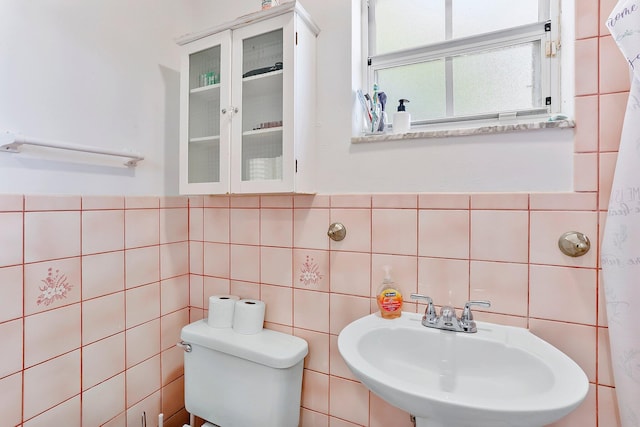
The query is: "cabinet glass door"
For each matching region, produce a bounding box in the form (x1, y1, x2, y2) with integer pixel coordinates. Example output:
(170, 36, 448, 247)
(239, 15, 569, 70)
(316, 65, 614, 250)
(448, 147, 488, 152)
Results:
(188, 45, 222, 184)
(240, 28, 284, 183)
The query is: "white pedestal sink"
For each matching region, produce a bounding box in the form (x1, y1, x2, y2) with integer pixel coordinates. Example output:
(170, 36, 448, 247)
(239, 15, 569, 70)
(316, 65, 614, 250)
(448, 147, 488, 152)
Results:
(338, 312, 588, 427)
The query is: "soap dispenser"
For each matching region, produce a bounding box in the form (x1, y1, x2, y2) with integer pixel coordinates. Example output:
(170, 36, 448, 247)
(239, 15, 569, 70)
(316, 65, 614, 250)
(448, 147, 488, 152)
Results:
(393, 99, 411, 134)
(376, 266, 403, 319)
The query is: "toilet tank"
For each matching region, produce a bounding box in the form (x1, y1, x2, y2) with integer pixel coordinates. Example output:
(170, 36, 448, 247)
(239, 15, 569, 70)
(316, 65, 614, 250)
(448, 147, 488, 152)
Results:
(180, 320, 308, 427)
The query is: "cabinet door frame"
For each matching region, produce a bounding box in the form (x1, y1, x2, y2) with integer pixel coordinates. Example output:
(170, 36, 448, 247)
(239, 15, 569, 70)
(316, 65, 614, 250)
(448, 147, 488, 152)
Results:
(230, 13, 295, 194)
(179, 30, 233, 195)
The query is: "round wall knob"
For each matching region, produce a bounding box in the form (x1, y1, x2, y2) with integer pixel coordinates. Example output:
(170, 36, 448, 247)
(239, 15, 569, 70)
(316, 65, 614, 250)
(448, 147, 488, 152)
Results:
(327, 222, 346, 241)
(558, 231, 591, 257)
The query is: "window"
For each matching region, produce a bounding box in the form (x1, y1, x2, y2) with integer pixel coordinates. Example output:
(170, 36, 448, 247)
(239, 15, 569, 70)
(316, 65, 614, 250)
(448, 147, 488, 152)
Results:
(366, 0, 561, 128)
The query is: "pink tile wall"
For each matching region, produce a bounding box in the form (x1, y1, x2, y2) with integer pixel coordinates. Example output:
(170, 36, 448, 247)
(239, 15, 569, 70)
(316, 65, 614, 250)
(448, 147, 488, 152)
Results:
(188, 190, 609, 427)
(0, 195, 191, 427)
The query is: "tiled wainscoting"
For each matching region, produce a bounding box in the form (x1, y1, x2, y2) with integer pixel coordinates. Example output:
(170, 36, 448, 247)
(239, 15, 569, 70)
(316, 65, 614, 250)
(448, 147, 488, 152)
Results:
(0, 195, 191, 427)
(188, 192, 613, 427)
(0, 190, 617, 427)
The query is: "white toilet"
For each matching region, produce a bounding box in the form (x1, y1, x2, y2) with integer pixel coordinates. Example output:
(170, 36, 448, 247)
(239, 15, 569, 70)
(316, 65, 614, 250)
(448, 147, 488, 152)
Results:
(180, 319, 308, 427)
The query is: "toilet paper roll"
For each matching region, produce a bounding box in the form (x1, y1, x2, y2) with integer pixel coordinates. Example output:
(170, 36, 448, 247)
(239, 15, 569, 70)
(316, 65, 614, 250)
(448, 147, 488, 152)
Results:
(232, 299, 266, 335)
(207, 295, 240, 328)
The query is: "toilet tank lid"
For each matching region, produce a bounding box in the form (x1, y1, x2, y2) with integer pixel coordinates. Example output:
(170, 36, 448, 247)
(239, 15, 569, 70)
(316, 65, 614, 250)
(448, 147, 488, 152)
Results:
(181, 320, 308, 369)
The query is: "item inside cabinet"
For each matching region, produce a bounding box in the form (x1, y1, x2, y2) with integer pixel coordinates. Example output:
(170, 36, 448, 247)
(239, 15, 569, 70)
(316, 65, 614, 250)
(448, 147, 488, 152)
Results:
(243, 61, 283, 78)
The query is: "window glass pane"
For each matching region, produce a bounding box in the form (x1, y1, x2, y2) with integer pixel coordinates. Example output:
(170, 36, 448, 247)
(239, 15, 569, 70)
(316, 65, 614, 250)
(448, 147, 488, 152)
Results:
(372, 0, 445, 55)
(452, 42, 541, 116)
(376, 60, 447, 123)
(452, 0, 540, 38)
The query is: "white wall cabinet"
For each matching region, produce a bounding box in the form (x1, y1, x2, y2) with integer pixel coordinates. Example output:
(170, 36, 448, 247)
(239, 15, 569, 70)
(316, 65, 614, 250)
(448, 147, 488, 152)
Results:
(177, 1, 318, 195)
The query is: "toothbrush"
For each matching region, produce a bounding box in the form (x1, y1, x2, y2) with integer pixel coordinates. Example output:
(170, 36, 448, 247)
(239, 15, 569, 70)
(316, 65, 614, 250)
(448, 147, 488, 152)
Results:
(377, 91, 387, 132)
(371, 84, 379, 133)
(357, 89, 372, 123)
(364, 93, 373, 118)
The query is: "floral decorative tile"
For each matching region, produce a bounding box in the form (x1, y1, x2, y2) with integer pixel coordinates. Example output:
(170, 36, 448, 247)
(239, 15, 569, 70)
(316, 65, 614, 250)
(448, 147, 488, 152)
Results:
(37, 267, 73, 306)
(300, 255, 322, 286)
(24, 258, 81, 316)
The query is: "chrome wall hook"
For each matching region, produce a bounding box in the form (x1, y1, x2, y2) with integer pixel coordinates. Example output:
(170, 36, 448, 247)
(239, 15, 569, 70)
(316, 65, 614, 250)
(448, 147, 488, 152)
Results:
(327, 222, 346, 241)
(558, 231, 591, 257)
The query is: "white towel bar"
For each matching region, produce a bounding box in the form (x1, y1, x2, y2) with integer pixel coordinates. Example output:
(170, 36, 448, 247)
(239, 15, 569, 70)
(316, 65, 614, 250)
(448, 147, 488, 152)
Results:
(0, 130, 144, 167)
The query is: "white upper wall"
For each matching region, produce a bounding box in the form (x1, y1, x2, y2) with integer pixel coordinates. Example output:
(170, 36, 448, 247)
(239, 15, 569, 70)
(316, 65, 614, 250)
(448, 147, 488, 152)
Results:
(0, 0, 194, 195)
(0, 0, 575, 195)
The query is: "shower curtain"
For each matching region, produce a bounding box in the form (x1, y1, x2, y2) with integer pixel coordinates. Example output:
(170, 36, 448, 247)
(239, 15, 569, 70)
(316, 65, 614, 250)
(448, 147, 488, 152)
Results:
(601, 2, 640, 425)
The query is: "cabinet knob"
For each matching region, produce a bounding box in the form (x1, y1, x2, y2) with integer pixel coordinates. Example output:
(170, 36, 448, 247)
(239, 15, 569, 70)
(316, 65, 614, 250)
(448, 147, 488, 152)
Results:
(221, 107, 239, 115)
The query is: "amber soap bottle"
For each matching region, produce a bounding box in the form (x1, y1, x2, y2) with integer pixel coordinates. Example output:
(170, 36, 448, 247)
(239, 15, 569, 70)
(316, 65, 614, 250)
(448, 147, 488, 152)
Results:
(376, 266, 403, 319)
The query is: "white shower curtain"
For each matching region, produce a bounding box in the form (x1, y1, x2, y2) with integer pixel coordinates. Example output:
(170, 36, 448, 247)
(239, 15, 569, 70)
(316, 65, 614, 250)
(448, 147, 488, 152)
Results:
(602, 2, 640, 425)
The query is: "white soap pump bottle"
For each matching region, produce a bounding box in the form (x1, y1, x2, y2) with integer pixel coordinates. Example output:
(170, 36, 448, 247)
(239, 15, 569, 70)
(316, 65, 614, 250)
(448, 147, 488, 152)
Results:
(393, 99, 411, 134)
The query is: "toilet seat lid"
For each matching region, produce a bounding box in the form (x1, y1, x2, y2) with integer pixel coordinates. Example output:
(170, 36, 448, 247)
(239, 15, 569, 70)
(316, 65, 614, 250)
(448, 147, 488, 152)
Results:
(181, 320, 308, 369)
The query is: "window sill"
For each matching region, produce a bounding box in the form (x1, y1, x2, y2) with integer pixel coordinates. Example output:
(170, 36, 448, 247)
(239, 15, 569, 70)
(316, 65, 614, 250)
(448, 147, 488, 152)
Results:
(350, 118, 575, 144)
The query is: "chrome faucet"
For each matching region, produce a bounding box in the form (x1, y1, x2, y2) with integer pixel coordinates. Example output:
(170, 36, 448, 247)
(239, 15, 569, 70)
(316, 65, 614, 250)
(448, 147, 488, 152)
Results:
(410, 294, 491, 333)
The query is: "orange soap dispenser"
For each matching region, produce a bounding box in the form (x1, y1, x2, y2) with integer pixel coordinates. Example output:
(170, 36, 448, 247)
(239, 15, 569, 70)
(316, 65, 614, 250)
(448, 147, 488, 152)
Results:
(376, 266, 403, 319)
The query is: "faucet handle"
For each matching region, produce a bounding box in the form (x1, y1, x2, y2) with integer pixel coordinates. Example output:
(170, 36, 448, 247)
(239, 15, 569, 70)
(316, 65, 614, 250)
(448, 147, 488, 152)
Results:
(410, 293, 432, 303)
(410, 293, 437, 323)
(460, 300, 491, 331)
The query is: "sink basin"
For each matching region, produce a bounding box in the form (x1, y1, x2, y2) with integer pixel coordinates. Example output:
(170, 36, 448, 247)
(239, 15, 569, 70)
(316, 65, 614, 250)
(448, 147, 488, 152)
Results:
(338, 312, 588, 427)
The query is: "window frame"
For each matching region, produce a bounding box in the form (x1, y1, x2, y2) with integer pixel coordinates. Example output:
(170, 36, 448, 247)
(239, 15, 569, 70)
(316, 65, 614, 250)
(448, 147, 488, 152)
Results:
(365, 0, 562, 128)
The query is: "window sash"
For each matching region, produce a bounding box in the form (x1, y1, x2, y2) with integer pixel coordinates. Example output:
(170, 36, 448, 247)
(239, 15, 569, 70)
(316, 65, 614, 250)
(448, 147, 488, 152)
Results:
(365, 0, 559, 125)
(369, 21, 548, 67)
(368, 0, 550, 56)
